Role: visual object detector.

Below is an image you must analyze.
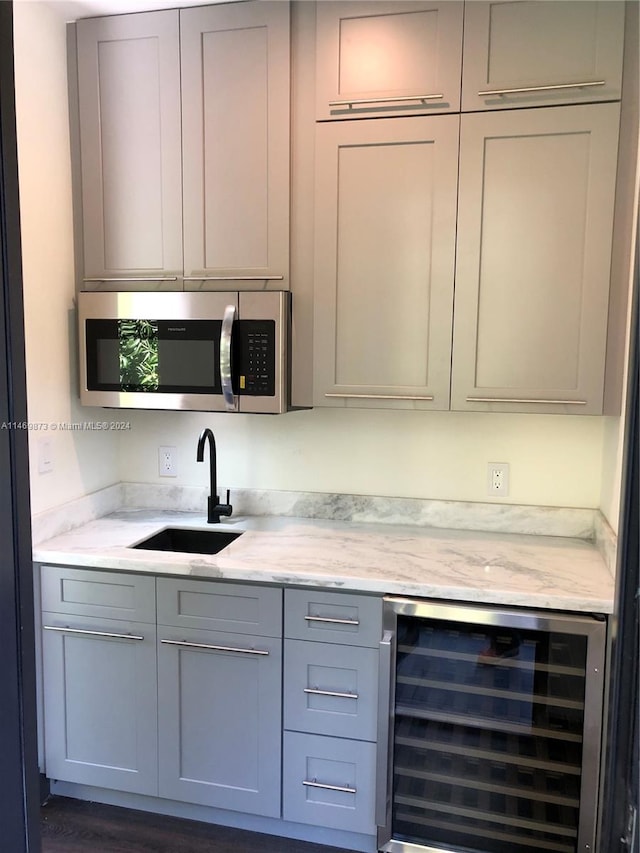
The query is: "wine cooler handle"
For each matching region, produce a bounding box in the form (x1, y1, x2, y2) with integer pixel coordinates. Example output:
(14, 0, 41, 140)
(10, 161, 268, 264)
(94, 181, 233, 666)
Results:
(376, 629, 395, 828)
(220, 304, 236, 411)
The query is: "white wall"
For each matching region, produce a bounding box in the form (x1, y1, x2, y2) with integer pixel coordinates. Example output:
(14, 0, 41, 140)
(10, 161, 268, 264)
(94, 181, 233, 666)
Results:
(13, 1, 119, 516)
(118, 408, 605, 508)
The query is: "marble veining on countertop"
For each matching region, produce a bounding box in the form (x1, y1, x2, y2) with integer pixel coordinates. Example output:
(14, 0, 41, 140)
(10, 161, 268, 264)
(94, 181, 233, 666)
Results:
(33, 509, 615, 614)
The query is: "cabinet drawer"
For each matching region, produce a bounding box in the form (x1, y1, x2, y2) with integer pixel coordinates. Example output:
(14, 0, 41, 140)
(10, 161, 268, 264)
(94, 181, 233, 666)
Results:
(283, 731, 376, 834)
(285, 589, 382, 647)
(40, 567, 155, 623)
(284, 640, 378, 741)
(157, 578, 282, 637)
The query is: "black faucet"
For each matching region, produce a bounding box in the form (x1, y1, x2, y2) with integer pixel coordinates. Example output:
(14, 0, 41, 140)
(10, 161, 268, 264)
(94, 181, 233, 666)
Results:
(196, 428, 232, 524)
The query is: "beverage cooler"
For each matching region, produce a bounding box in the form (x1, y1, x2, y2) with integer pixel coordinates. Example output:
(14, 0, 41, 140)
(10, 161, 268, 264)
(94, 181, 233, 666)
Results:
(377, 599, 607, 853)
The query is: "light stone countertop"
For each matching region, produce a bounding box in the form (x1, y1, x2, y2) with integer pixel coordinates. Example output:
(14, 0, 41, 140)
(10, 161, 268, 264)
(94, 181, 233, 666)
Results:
(32, 509, 615, 613)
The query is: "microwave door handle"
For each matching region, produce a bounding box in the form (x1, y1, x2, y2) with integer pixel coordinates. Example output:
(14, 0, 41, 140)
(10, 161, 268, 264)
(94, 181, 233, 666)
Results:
(220, 304, 237, 411)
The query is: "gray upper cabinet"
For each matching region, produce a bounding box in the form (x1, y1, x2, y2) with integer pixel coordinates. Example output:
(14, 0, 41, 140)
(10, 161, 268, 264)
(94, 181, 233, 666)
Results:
(313, 115, 458, 410)
(181, 2, 290, 290)
(462, 1, 625, 112)
(75, 11, 183, 286)
(451, 102, 621, 414)
(315, 1, 463, 120)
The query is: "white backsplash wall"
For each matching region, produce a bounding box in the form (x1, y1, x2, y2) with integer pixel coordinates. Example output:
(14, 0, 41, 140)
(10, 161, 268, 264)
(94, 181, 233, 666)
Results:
(14, 1, 119, 516)
(117, 408, 605, 509)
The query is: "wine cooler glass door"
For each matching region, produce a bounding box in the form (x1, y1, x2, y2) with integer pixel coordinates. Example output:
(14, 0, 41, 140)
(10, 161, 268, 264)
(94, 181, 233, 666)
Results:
(380, 600, 606, 853)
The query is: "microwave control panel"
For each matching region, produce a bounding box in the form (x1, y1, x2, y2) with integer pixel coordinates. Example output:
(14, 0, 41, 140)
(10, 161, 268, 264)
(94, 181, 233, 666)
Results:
(237, 320, 276, 396)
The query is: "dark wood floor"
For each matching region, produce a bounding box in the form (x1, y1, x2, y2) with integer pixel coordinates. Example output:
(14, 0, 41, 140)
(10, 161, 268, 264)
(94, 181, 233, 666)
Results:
(40, 797, 358, 853)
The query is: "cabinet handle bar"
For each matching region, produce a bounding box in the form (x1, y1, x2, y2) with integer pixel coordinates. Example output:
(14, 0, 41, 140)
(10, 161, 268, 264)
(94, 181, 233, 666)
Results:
(183, 275, 284, 281)
(467, 397, 587, 405)
(478, 81, 605, 97)
(303, 779, 357, 794)
(160, 639, 268, 655)
(83, 276, 178, 283)
(43, 625, 144, 641)
(304, 688, 359, 700)
(329, 94, 443, 107)
(325, 393, 434, 401)
(304, 615, 360, 626)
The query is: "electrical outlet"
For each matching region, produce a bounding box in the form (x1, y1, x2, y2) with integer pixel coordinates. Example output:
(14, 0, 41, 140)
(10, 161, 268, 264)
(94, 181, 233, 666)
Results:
(38, 438, 53, 474)
(487, 462, 509, 496)
(158, 446, 177, 477)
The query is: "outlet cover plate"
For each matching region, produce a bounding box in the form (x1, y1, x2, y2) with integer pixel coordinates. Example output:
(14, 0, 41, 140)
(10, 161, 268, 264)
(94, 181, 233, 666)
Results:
(159, 446, 177, 477)
(487, 462, 509, 496)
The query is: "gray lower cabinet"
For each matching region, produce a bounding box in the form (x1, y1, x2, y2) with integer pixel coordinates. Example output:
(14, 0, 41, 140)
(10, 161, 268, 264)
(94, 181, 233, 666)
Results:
(283, 589, 382, 836)
(283, 731, 377, 833)
(156, 578, 283, 817)
(41, 611, 158, 795)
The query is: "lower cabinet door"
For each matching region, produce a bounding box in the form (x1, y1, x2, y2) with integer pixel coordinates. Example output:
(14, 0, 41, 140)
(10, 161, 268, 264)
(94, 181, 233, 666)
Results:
(41, 613, 158, 795)
(283, 731, 377, 834)
(157, 627, 282, 817)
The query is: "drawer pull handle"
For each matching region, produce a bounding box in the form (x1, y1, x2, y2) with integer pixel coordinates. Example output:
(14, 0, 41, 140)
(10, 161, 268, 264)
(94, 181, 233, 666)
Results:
(478, 80, 605, 97)
(329, 94, 443, 107)
(303, 778, 356, 795)
(304, 688, 359, 700)
(466, 396, 587, 405)
(43, 626, 144, 641)
(325, 393, 434, 401)
(160, 639, 269, 656)
(183, 275, 284, 281)
(304, 615, 360, 626)
(82, 276, 178, 283)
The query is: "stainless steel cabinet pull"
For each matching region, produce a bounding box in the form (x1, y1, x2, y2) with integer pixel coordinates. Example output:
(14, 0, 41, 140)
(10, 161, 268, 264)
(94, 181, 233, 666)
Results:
(329, 94, 443, 107)
(43, 625, 144, 641)
(304, 615, 360, 626)
(160, 639, 268, 656)
(304, 688, 358, 700)
(478, 80, 605, 97)
(220, 304, 236, 412)
(303, 778, 356, 794)
(183, 275, 284, 281)
(466, 396, 587, 405)
(83, 276, 178, 283)
(325, 393, 434, 401)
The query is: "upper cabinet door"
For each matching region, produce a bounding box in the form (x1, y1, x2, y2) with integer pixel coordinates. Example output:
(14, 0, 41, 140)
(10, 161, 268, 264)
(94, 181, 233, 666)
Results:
(181, 2, 290, 290)
(462, 1, 625, 111)
(76, 11, 183, 285)
(315, 1, 463, 120)
(451, 103, 620, 415)
(313, 115, 459, 410)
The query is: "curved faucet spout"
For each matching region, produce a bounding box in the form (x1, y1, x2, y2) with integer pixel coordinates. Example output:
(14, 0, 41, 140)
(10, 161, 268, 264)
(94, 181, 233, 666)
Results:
(196, 428, 232, 524)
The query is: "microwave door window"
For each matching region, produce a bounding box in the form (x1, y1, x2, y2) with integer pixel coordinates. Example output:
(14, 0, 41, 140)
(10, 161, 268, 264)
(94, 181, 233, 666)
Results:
(119, 320, 159, 390)
(86, 319, 221, 393)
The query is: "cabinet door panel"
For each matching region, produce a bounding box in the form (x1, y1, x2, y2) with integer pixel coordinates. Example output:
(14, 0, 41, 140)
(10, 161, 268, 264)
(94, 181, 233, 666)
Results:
(284, 640, 379, 740)
(285, 589, 382, 648)
(76, 11, 182, 281)
(41, 566, 155, 623)
(283, 731, 376, 834)
(314, 116, 458, 410)
(463, 1, 624, 111)
(181, 2, 290, 287)
(42, 614, 157, 794)
(157, 577, 282, 637)
(316, 1, 463, 119)
(158, 627, 281, 817)
(452, 103, 620, 414)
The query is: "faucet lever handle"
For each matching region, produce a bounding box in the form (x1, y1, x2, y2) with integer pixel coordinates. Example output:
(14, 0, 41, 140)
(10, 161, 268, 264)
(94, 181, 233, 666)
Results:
(225, 489, 231, 505)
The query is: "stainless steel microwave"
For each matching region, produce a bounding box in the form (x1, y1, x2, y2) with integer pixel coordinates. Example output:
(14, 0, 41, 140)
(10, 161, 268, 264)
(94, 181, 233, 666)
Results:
(78, 291, 290, 414)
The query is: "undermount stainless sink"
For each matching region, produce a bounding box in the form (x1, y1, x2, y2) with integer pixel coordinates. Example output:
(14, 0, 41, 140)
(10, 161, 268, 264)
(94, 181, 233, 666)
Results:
(131, 528, 243, 555)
